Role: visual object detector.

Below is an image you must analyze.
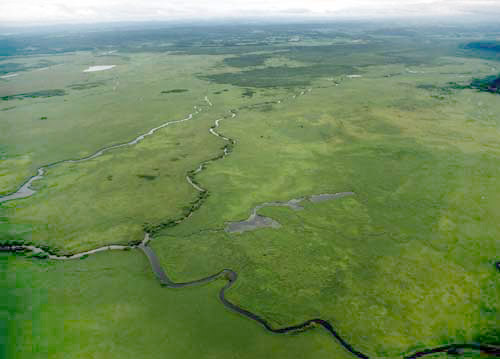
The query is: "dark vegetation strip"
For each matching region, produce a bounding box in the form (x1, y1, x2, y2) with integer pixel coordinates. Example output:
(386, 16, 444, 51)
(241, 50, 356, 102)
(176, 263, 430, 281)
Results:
(68, 81, 107, 90)
(161, 89, 188, 94)
(1, 89, 66, 101)
(460, 41, 500, 61)
(446, 74, 500, 95)
(202, 64, 357, 88)
(469, 75, 500, 94)
(0, 60, 56, 75)
(223, 53, 272, 68)
(463, 41, 500, 53)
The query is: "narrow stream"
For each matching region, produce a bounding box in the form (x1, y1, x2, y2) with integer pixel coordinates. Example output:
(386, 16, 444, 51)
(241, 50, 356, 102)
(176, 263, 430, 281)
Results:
(138, 240, 371, 358)
(0, 107, 202, 203)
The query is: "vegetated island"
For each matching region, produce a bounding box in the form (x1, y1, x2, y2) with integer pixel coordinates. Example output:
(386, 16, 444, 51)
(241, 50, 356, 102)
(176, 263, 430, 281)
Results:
(161, 89, 189, 94)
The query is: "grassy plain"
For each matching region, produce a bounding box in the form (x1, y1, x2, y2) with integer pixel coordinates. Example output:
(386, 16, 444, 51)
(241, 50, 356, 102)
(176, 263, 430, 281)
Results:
(0, 60, 295, 254)
(152, 58, 500, 356)
(2, 251, 349, 359)
(1, 111, 223, 254)
(2, 23, 500, 359)
(0, 52, 222, 194)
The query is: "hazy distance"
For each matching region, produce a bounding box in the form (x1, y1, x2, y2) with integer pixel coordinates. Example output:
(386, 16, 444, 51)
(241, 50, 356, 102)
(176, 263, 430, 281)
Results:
(1, 0, 500, 25)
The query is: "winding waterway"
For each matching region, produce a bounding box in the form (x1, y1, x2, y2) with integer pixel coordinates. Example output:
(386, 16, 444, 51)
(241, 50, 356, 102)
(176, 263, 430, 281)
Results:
(0, 107, 203, 203)
(1, 90, 498, 358)
(138, 241, 370, 359)
(5, 235, 498, 359)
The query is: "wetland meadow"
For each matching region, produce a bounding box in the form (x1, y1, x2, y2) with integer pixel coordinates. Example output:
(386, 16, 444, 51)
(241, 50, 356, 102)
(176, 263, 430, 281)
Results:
(1, 20, 499, 359)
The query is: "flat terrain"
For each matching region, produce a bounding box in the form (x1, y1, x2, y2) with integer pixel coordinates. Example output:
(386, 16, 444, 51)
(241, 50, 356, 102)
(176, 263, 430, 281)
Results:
(1, 22, 499, 358)
(2, 251, 348, 359)
(0, 52, 222, 194)
(153, 61, 500, 356)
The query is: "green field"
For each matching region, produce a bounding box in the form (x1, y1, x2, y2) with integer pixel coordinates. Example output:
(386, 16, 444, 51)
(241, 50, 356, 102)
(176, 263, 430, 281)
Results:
(1, 22, 499, 359)
(2, 251, 349, 359)
(0, 52, 223, 194)
(152, 59, 500, 357)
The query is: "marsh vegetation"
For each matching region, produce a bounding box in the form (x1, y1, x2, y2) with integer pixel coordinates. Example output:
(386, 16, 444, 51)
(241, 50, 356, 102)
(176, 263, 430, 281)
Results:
(1, 21, 499, 359)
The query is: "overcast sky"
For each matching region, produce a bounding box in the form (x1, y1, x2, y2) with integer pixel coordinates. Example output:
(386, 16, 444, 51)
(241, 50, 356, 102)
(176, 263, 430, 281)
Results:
(1, 0, 500, 25)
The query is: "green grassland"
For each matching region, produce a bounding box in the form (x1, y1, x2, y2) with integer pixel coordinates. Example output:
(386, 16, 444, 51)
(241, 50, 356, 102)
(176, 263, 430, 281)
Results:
(0, 51, 223, 195)
(1, 111, 223, 254)
(151, 58, 500, 356)
(0, 59, 294, 254)
(164, 57, 500, 233)
(2, 251, 348, 359)
(2, 24, 500, 359)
